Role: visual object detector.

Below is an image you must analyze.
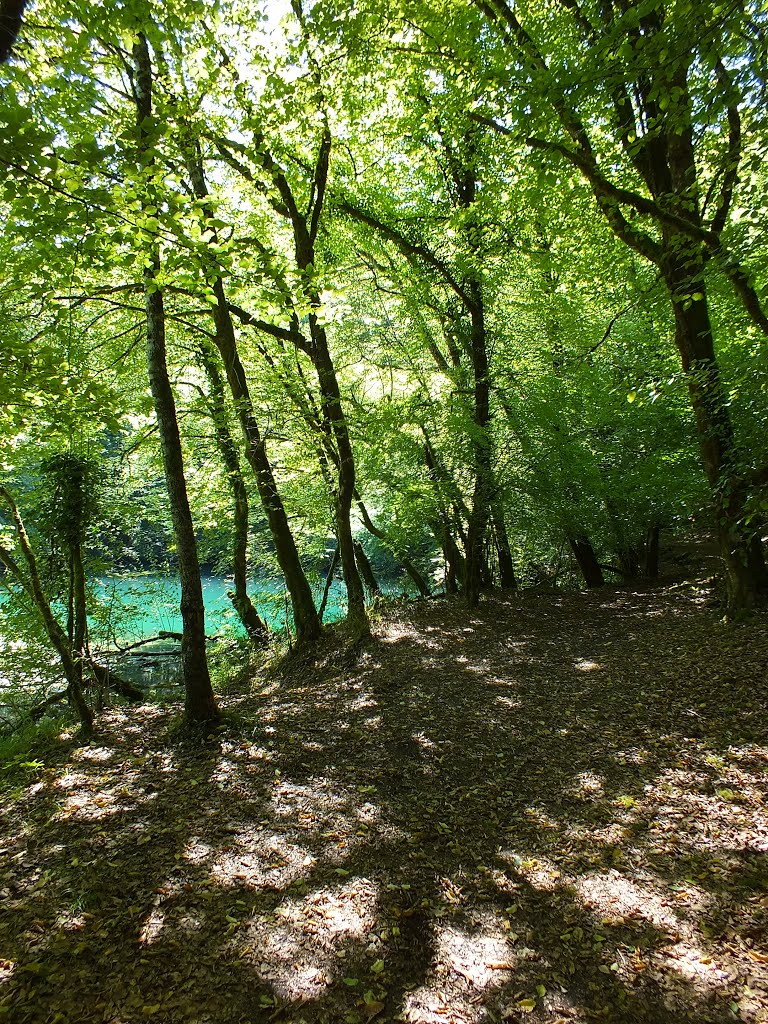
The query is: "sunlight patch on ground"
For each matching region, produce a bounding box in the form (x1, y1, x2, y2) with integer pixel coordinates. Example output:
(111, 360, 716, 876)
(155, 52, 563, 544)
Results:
(643, 763, 768, 855)
(495, 695, 523, 709)
(401, 918, 514, 1023)
(576, 870, 687, 934)
(486, 674, 520, 689)
(381, 621, 420, 644)
(138, 907, 166, 946)
(346, 694, 378, 712)
(0, 958, 15, 985)
(576, 870, 750, 1009)
(182, 837, 215, 865)
(574, 658, 602, 672)
(611, 746, 649, 765)
(497, 849, 564, 891)
(439, 924, 516, 985)
(569, 771, 606, 799)
(210, 756, 241, 784)
(271, 778, 356, 823)
(236, 879, 379, 1003)
(54, 785, 129, 821)
(72, 746, 116, 763)
(53, 771, 91, 790)
(211, 831, 313, 890)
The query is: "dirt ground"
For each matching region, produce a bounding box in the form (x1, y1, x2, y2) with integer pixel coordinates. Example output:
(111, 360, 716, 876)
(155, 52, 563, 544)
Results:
(1, 566, 767, 1024)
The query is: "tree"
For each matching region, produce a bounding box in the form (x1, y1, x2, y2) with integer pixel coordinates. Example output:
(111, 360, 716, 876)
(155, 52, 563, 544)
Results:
(463, 0, 768, 609)
(132, 29, 218, 724)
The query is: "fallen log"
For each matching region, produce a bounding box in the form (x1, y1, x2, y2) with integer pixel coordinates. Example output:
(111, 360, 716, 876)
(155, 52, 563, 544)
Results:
(88, 661, 144, 701)
(29, 661, 144, 720)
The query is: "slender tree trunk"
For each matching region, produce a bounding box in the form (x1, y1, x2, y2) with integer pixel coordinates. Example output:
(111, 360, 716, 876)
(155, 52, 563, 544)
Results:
(184, 152, 321, 645)
(429, 516, 465, 593)
(72, 544, 87, 655)
(0, 490, 93, 733)
(199, 344, 268, 644)
(209, 278, 321, 644)
(568, 534, 605, 588)
(311, 327, 369, 635)
(617, 546, 641, 580)
(465, 295, 492, 606)
(144, 279, 218, 722)
(71, 541, 90, 700)
(492, 505, 517, 590)
(319, 543, 340, 622)
(354, 540, 381, 597)
(134, 35, 218, 724)
(644, 525, 660, 579)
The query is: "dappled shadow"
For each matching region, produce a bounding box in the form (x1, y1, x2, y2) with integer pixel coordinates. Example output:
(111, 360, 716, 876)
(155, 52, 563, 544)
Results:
(1, 582, 767, 1022)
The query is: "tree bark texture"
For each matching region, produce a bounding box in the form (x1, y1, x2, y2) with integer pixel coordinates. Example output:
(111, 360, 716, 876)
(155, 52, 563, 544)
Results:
(199, 344, 268, 644)
(644, 525, 660, 579)
(134, 35, 218, 724)
(662, 242, 766, 609)
(184, 151, 321, 645)
(354, 540, 381, 597)
(464, 293, 492, 606)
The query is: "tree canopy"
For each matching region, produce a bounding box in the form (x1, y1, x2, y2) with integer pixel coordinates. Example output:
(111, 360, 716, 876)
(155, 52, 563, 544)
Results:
(1, 0, 767, 728)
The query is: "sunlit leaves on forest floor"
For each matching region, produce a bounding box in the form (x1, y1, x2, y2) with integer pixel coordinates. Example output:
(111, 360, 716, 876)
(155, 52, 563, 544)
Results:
(1, 576, 767, 1024)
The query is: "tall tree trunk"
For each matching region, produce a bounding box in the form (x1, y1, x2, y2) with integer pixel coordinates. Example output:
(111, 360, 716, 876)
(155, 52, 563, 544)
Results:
(465, 295, 492, 606)
(184, 151, 321, 645)
(662, 240, 766, 608)
(644, 525, 660, 579)
(209, 278, 321, 645)
(311, 326, 369, 635)
(71, 541, 89, 698)
(133, 35, 218, 725)
(319, 542, 340, 622)
(199, 344, 268, 644)
(429, 516, 465, 593)
(0, 0, 26, 63)
(617, 546, 641, 580)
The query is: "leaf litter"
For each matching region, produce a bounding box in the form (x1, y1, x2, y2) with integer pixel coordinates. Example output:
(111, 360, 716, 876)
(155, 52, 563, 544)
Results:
(1, 558, 767, 1024)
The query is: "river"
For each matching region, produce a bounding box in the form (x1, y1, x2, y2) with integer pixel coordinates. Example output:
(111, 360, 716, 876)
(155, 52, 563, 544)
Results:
(95, 572, 349, 644)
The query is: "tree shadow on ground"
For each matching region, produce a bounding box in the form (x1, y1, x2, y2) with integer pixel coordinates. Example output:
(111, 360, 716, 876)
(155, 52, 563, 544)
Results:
(1, 583, 766, 1023)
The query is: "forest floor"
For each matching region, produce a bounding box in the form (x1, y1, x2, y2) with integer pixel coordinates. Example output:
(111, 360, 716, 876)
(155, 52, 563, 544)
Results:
(2, 547, 768, 1024)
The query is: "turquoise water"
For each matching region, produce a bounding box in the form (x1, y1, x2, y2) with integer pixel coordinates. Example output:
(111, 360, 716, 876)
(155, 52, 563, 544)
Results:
(94, 573, 348, 645)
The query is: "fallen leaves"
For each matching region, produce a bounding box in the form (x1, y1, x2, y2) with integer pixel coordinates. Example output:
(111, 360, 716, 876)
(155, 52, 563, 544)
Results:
(2, 571, 768, 1024)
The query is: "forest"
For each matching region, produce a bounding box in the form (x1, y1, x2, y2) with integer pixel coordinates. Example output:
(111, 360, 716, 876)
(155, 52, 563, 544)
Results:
(1, 1, 768, 1023)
